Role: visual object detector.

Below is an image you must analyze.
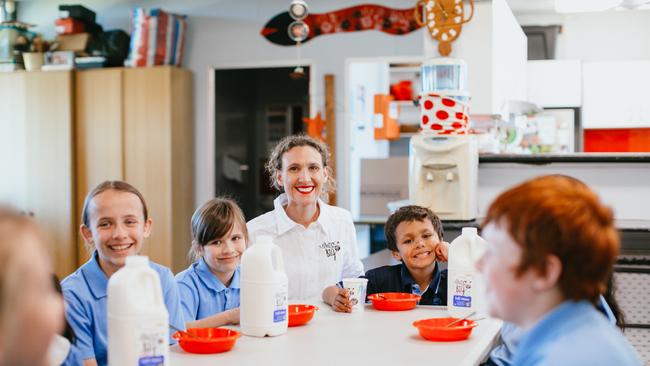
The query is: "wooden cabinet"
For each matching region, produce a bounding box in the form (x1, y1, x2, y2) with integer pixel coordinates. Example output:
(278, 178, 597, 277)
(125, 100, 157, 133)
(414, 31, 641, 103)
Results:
(0, 66, 193, 276)
(0, 71, 77, 279)
(76, 66, 194, 273)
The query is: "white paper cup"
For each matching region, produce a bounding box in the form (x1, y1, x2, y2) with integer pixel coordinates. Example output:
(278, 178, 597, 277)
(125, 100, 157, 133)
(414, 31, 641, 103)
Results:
(342, 278, 368, 312)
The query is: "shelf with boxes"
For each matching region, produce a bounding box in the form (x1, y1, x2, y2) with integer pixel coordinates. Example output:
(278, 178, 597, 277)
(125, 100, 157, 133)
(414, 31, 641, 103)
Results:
(374, 63, 423, 140)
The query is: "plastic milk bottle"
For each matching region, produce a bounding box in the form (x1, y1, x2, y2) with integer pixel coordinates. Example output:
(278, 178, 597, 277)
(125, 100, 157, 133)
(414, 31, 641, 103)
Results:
(240, 235, 289, 337)
(107, 256, 169, 366)
(447, 227, 488, 319)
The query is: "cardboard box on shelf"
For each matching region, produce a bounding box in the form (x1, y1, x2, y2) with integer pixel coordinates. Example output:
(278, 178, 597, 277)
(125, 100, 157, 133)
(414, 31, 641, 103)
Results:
(55, 33, 89, 52)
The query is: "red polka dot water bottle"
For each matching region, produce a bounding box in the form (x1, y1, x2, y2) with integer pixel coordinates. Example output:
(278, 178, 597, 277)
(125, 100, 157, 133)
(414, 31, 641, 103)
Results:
(420, 58, 470, 135)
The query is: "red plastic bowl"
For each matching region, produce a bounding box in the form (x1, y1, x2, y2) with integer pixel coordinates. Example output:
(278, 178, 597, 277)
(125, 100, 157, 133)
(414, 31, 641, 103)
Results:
(412, 317, 478, 341)
(173, 327, 240, 354)
(367, 292, 421, 311)
(288, 304, 319, 327)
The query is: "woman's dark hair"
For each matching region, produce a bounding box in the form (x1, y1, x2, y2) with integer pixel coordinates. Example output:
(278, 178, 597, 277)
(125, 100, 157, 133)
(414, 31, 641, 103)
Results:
(265, 134, 336, 195)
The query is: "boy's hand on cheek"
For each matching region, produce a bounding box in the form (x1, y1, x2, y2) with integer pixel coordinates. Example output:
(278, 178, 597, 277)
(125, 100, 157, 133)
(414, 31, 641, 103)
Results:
(331, 288, 353, 313)
(435, 241, 450, 262)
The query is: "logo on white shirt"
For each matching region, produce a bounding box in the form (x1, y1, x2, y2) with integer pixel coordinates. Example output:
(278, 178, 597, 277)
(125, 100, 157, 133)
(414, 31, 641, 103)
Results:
(319, 241, 341, 261)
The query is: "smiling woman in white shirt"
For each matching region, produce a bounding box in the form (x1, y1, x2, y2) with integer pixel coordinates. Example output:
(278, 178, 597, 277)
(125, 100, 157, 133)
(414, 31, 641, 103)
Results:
(247, 134, 364, 301)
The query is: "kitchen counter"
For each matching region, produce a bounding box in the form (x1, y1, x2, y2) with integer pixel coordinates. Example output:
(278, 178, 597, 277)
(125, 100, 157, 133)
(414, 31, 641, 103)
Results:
(357, 216, 650, 232)
(356, 217, 650, 254)
(479, 153, 650, 164)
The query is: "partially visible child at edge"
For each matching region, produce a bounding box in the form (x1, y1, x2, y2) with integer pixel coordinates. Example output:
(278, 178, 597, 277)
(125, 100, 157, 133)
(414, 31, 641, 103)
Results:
(175, 197, 247, 328)
(475, 175, 641, 365)
(484, 273, 627, 366)
(0, 207, 64, 366)
(49, 275, 82, 366)
(61, 181, 185, 366)
(324, 205, 449, 312)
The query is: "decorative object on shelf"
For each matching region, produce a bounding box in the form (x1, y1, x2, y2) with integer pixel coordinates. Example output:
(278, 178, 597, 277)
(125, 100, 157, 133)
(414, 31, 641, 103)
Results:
(22, 51, 43, 70)
(390, 80, 414, 101)
(415, 0, 474, 56)
(261, 4, 424, 46)
(0, 20, 35, 68)
(374, 94, 400, 140)
(124, 8, 187, 67)
(42, 50, 75, 71)
(303, 112, 325, 142)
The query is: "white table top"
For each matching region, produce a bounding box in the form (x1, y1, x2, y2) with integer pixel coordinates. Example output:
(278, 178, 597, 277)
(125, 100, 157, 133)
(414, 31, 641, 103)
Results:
(170, 303, 502, 366)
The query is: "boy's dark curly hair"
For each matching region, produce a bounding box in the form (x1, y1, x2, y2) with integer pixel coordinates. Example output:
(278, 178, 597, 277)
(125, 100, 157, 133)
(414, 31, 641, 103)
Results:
(384, 205, 443, 251)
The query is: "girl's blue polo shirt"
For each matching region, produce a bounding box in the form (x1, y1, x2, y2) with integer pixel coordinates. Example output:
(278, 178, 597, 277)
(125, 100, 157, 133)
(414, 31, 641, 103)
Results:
(61, 252, 185, 366)
(175, 259, 241, 323)
(513, 300, 641, 366)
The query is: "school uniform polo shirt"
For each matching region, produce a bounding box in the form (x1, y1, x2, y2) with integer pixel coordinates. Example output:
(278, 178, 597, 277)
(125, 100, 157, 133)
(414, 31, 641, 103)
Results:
(486, 295, 620, 366)
(175, 259, 241, 322)
(364, 262, 448, 305)
(513, 300, 641, 366)
(247, 193, 364, 301)
(61, 252, 185, 366)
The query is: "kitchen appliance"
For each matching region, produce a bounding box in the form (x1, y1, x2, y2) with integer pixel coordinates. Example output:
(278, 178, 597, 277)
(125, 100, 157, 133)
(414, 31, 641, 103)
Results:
(409, 134, 478, 220)
(409, 57, 478, 220)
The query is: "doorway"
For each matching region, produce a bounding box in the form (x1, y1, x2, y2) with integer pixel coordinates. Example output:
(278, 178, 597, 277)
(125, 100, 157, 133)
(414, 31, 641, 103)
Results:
(213, 66, 311, 219)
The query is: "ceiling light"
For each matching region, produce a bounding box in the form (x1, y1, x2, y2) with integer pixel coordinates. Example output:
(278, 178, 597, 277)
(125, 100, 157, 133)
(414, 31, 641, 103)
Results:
(289, 0, 308, 20)
(555, 0, 622, 13)
(288, 21, 309, 43)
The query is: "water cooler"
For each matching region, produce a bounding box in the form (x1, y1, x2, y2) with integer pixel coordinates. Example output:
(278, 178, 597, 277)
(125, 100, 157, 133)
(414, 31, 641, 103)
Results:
(409, 58, 478, 220)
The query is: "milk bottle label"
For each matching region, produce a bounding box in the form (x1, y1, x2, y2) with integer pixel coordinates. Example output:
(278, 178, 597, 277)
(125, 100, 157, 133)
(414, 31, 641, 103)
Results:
(452, 273, 473, 308)
(136, 323, 167, 366)
(273, 284, 288, 323)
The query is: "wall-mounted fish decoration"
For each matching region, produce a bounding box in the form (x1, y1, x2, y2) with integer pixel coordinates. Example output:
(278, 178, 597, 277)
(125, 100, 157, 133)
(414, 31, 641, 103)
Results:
(261, 4, 423, 46)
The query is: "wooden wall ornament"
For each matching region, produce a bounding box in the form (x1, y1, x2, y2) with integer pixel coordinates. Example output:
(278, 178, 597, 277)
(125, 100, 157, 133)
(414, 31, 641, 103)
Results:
(415, 0, 474, 56)
(303, 112, 326, 142)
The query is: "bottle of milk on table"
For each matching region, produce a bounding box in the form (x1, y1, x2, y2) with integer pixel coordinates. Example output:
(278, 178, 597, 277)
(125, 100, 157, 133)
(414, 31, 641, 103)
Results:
(240, 235, 289, 337)
(447, 227, 487, 319)
(108, 256, 169, 366)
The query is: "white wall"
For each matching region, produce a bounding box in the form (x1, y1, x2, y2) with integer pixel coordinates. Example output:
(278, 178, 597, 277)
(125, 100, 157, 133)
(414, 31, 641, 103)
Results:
(423, 0, 527, 116)
(18, 1, 425, 211)
(189, 15, 423, 211)
(515, 10, 650, 60)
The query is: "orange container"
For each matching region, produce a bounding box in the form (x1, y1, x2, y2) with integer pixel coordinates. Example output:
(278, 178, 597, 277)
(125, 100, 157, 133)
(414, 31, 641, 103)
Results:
(55, 17, 85, 34)
(412, 317, 478, 341)
(367, 292, 420, 311)
(172, 328, 240, 354)
(288, 304, 319, 327)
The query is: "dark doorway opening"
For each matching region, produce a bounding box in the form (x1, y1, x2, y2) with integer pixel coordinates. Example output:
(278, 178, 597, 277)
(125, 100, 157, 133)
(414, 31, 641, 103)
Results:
(214, 66, 310, 219)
